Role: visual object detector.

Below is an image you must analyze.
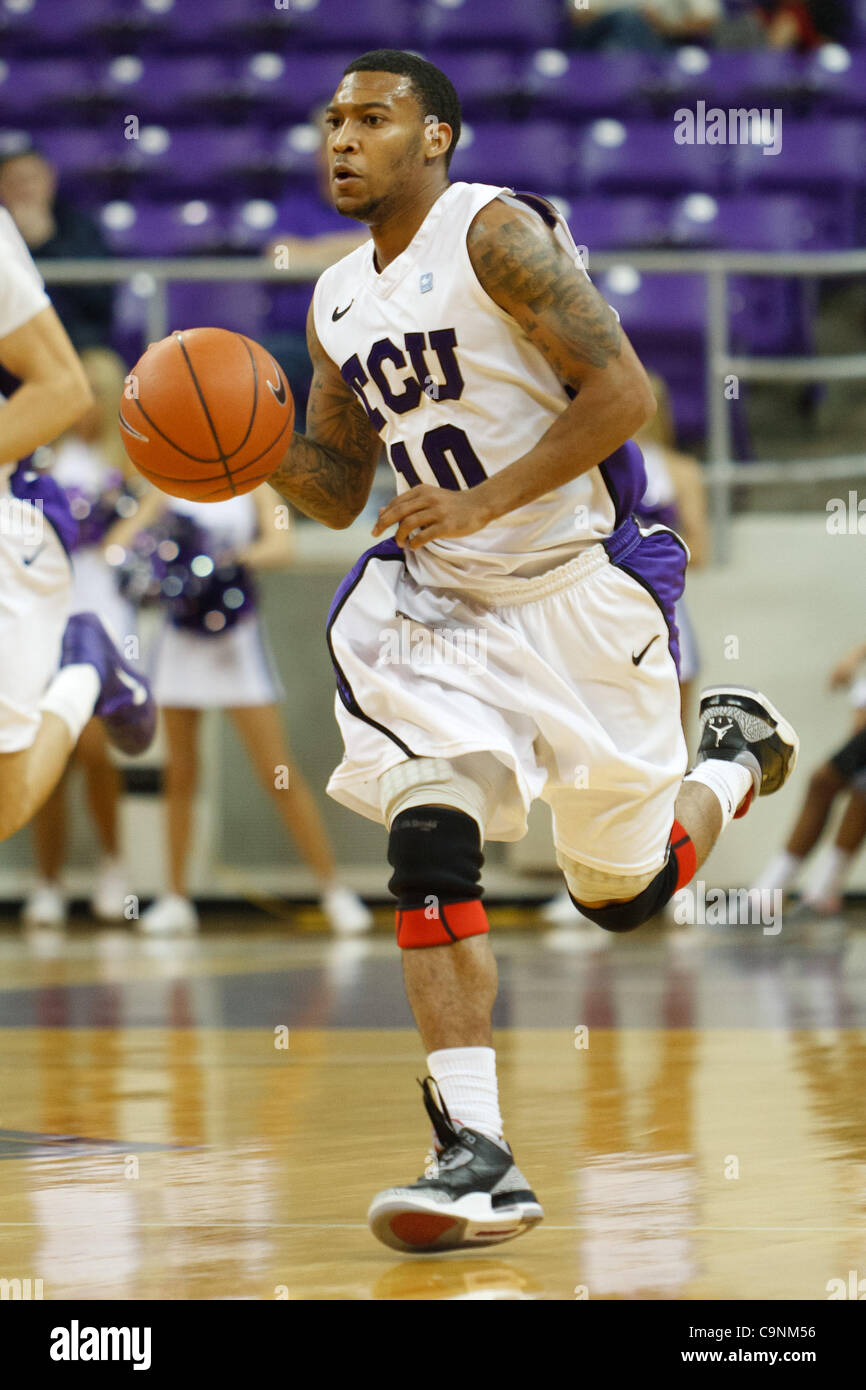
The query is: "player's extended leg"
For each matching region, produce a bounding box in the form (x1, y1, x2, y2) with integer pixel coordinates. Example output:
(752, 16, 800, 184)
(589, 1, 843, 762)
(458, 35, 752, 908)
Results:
(367, 757, 543, 1255)
(566, 688, 799, 932)
(752, 724, 866, 904)
(0, 610, 155, 844)
(227, 703, 372, 934)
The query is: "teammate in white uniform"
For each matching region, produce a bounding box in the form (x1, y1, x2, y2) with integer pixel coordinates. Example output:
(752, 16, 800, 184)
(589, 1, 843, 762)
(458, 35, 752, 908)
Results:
(0, 208, 154, 850)
(22, 348, 139, 927)
(109, 486, 372, 936)
(265, 50, 799, 1252)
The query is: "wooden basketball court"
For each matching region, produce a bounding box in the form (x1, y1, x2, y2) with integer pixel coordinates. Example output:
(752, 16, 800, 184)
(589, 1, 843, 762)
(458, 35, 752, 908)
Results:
(0, 910, 863, 1301)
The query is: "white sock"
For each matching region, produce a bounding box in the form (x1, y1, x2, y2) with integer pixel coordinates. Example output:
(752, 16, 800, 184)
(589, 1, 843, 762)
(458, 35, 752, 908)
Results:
(685, 760, 754, 830)
(427, 1046, 504, 1144)
(39, 665, 100, 742)
(753, 849, 803, 894)
(804, 846, 852, 905)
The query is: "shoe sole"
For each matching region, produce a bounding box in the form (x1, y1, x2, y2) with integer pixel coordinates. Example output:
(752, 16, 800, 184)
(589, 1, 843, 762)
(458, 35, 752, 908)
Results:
(699, 684, 800, 780)
(368, 1189, 544, 1253)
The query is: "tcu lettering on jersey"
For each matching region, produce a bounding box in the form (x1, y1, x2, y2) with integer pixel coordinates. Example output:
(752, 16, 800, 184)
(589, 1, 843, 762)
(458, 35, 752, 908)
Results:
(313, 181, 646, 590)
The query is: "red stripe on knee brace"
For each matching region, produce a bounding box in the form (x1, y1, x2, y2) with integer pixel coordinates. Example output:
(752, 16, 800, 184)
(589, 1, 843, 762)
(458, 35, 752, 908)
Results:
(670, 819, 697, 890)
(396, 899, 490, 949)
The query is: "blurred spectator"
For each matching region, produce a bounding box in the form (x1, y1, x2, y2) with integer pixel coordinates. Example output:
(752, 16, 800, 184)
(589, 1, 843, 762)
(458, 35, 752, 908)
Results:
(0, 147, 114, 351)
(564, 0, 722, 50)
(756, 0, 849, 48)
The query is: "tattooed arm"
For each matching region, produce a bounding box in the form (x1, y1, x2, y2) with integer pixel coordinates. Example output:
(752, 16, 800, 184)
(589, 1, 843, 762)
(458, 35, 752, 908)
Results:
(372, 197, 656, 547)
(267, 301, 381, 528)
(465, 197, 656, 520)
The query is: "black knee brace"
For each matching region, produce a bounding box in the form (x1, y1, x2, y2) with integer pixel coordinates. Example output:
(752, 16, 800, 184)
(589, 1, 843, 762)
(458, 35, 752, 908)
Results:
(387, 806, 483, 910)
(571, 854, 679, 933)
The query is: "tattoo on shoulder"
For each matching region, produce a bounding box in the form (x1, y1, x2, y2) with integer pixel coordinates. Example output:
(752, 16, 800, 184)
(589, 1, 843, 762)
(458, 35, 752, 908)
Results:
(468, 204, 621, 376)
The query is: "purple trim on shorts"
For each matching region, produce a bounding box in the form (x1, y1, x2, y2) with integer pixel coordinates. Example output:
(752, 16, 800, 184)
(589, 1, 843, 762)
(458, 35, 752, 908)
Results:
(606, 518, 688, 678)
(10, 461, 77, 555)
(326, 537, 416, 759)
(599, 439, 647, 530)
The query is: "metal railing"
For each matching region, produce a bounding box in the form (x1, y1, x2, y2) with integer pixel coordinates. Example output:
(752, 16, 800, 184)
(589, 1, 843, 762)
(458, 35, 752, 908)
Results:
(39, 248, 866, 560)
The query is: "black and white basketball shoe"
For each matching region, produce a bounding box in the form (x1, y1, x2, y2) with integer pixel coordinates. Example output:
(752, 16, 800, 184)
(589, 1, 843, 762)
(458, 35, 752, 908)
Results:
(367, 1078, 543, 1253)
(695, 686, 799, 817)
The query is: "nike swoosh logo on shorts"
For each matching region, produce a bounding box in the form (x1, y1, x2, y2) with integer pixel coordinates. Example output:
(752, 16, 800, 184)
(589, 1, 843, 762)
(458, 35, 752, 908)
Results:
(632, 634, 660, 666)
(332, 300, 354, 321)
(115, 667, 148, 706)
(266, 360, 287, 405)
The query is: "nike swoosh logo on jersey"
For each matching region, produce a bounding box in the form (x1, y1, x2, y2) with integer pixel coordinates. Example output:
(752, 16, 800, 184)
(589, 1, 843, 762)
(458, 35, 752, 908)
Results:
(22, 542, 45, 566)
(632, 634, 660, 665)
(265, 361, 287, 406)
(115, 667, 148, 706)
(332, 300, 354, 321)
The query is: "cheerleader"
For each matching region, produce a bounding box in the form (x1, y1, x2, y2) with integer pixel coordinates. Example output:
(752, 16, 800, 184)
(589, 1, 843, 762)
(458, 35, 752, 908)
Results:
(22, 347, 137, 927)
(107, 484, 373, 936)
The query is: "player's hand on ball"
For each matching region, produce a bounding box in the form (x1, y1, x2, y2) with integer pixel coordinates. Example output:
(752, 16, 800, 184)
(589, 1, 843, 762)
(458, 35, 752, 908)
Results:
(372, 485, 492, 549)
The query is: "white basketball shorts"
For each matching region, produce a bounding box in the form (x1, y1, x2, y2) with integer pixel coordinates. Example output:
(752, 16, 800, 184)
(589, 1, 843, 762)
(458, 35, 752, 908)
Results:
(326, 520, 689, 876)
(0, 494, 73, 753)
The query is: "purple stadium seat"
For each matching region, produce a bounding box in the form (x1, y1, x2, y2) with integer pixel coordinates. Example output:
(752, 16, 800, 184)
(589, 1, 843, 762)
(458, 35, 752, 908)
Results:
(285, 0, 413, 48)
(597, 270, 707, 440)
(421, 51, 519, 118)
(97, 200, 227, 255)
(255, 191, 351, 332)
(599, 269, 705, 341)
(107, 0, 272, 48)
(167, 281, 270, 338)
(268, 190, 346, 239)
(655, 50, 809, 113)
(0, 60, 98, 123)
(667, 193, 848, 251)
(576, 119, 733, 197)
(805, 49, 866, 115)
(564, 196, 671, 251)
(733, 117, 864, 194)
(732, 117, 864, 243)
(448, 121, 573, 193)
(37, 130, 123, 188)
(97, 56, 238, 121)
(238, 51, 354, 122)
(0, 0, 115, 51)
(418, 0, 559, 50)
(120, 127, 272, 195)
(268, 124, 328, 185)
(224, 192, 344, 253)
(522, 52, 661, 121)
(850, 0, 866, 43)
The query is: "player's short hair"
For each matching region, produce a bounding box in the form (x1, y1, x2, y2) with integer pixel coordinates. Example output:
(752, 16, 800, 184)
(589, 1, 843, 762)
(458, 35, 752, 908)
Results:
(342, 50, 462, 170)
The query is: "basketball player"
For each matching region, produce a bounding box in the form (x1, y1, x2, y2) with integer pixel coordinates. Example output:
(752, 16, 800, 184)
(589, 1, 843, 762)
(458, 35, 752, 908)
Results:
(265, 50, 799, 1252)
(0, 206, 155, 846)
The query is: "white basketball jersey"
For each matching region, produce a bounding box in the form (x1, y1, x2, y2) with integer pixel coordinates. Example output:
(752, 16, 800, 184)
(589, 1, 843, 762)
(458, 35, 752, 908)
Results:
(314, 181, 644, 593)
(0, 207, 52, 476)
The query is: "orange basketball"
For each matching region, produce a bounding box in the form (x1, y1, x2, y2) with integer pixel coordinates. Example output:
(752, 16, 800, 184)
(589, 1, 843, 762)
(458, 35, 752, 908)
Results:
(118, 327, 294, 502)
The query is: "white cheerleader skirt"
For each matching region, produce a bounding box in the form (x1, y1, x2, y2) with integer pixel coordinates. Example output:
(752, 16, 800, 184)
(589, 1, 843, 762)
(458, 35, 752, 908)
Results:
(149, 614, 285, 708)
